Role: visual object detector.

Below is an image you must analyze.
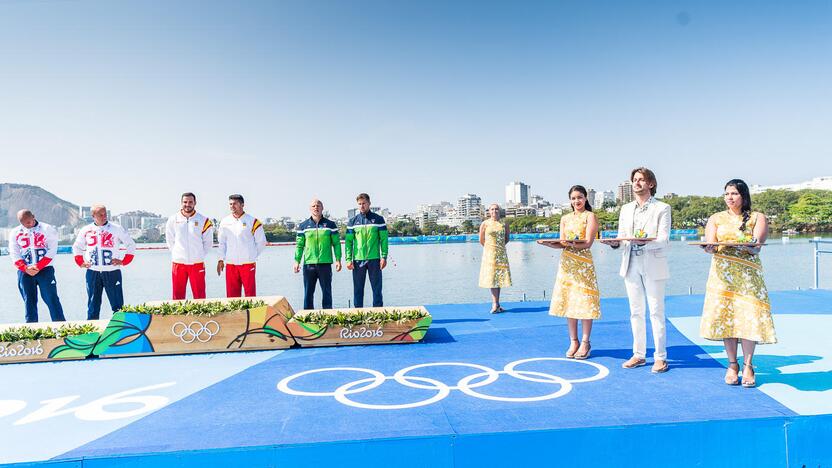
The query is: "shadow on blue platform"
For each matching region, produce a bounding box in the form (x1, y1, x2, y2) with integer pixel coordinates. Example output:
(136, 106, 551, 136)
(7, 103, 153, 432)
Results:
(590, 344, 726, 370)
(431, 318, 489, 324)
(499, 306, 548, 314)
(700, 347, 832, 391)
(422, 327, 457, 344)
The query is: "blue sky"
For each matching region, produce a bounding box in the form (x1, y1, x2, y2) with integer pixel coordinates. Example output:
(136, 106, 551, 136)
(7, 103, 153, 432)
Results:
(1, 0, 829, 219)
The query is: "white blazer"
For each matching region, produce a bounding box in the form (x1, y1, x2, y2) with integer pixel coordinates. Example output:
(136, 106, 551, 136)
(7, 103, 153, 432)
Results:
(616, 198, 672, 280)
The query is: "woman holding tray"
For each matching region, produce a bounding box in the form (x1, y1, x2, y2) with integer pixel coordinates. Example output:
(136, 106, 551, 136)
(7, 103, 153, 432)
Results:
(539, 185, 600, 359)
(699, 179, 776, 388)
(479, 203, 512, 313)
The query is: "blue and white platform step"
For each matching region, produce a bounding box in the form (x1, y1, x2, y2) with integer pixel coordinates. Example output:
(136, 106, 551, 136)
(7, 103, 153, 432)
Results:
(2, 289, 832, 467)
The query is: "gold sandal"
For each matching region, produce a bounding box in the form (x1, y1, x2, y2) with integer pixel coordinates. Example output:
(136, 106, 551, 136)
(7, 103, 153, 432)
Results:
(725, 361, 740, 385)
(742, 363, 756, 388)
(565, 339, 580, 358)
(574, 340, 591, 360)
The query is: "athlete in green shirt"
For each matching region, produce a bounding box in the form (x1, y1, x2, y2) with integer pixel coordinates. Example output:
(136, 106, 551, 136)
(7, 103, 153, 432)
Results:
(294, 199, 342, 309)
(345, 193, 388, 307)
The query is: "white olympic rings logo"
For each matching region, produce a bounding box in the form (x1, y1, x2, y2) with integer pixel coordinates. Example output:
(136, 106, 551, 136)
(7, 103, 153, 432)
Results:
(276, 358, 609, 410)
(170, 320, 220, 343)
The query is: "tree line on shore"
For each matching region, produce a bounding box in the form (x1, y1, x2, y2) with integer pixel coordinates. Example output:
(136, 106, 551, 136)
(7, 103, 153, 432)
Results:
(257, 188, 831, 241)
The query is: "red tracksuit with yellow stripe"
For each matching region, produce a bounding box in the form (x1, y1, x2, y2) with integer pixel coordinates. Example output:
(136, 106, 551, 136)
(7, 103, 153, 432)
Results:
(217, 213, 266, 297)
(165, 211, 214, 300)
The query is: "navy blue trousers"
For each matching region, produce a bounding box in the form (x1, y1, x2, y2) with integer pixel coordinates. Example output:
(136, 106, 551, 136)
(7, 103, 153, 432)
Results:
(302, 263, 333, 310)
(352, 259, 383, 307)
(85, 269, 124, 320)
(18, 266, 66, 323)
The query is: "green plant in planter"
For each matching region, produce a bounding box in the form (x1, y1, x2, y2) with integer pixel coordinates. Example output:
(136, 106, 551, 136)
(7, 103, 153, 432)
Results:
(294, 308, 429, 327)
(0, 323, 102, 360)
(121, 299, 267, 317)
(0, 323, 100, 343)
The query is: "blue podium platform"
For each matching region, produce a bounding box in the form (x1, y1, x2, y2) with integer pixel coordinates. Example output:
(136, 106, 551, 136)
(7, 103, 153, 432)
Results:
(2, 290, 832, 467)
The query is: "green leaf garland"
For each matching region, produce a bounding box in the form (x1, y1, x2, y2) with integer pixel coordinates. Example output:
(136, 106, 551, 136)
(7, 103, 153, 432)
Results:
(121, 299, 267, 317)
(0, 323, 101, 343)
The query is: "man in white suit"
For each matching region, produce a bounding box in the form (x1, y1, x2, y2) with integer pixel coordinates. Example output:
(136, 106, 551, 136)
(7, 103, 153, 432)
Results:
(608, 168, 671, 373)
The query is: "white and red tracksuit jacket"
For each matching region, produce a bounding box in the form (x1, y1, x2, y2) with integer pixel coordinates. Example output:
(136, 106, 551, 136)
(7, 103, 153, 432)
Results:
(72, 222, 137, 272)
(165, 211, 214, 264)
(8, 221, 59, 271)
(217, 213, 266, 265)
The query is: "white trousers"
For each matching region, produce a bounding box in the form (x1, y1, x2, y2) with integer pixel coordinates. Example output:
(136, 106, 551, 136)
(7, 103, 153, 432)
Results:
(624, 254, 667, 360)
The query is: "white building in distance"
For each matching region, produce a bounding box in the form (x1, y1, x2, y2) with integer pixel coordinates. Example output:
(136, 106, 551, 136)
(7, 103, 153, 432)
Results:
(434, 194, 483, 228)
(347, 206, 388, 220)
(587, 188, 597, 207)
(617, 181, 634, 205)
(595, 190, 615, 208)
(457, 194, 483, 220)
(529, 194, 546, 207)
(750, 176, 832, 194)
(505, 181, 531, 207)
(140, 216, 166, 231)
(115, 213, 142, 230)
(415, 202, 452, 229)
(504, 206, 537, 218)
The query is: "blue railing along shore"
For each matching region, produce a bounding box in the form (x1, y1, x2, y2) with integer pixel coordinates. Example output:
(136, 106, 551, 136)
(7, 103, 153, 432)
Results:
(387, 229, 699, 244)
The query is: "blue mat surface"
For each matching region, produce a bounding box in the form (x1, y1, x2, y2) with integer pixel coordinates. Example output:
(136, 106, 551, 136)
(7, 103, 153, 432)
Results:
(2, 290, 831, 467)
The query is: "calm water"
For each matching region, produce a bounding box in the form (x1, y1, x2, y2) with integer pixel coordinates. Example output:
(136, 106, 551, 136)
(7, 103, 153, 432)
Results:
(1, 238, 830, 324)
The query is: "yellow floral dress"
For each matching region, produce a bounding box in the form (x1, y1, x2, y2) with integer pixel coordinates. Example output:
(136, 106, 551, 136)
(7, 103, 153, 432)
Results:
(549, 211, 601, 319)
(478, 219, 512, 288)
(700, 211, 776, 343)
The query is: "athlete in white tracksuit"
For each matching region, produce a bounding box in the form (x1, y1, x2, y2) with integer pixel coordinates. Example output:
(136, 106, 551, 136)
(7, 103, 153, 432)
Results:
(8, 209, 65, 322)
(166, 192, 214, 300)
(72, 205, 136, 319)
(217, 194, 267, 297)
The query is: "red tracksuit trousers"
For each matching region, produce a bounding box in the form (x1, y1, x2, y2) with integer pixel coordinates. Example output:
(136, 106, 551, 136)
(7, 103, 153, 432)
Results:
(172, 262, 207, 300)
(226, 263, 257, 297)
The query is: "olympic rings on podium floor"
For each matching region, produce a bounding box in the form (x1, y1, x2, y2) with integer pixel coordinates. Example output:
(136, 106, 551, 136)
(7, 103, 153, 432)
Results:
(276, 358, 609, 410)
(170, 320, 220, 343)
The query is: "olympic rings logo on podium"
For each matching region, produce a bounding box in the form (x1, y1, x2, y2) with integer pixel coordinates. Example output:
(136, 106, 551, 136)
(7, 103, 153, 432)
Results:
(171, 320, 221, 343)
(276, 358, 609, 410)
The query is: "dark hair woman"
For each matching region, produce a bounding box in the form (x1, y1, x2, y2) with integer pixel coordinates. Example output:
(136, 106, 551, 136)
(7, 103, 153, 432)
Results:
(538, 185, 600, 360)
(699, 178, 776, 388)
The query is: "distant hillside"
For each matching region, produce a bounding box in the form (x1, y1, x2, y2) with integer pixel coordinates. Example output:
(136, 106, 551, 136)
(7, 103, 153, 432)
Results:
(0, 183, 80, 228)
(114, 210, 162, 218)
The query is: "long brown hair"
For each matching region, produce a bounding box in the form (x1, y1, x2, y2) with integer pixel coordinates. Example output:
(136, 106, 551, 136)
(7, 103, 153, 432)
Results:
(631, 167, 658, 196)
(725, 179, 752, 232)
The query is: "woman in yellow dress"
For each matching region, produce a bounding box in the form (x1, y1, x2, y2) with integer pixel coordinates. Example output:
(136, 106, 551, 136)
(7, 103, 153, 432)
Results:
(479, 203, 512, 313)
(700, 179, 776, 388)
(539, 185, 600, 359)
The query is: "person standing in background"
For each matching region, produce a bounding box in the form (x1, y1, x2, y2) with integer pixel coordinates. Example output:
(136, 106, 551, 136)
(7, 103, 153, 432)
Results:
(478, 203, 512, 313)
